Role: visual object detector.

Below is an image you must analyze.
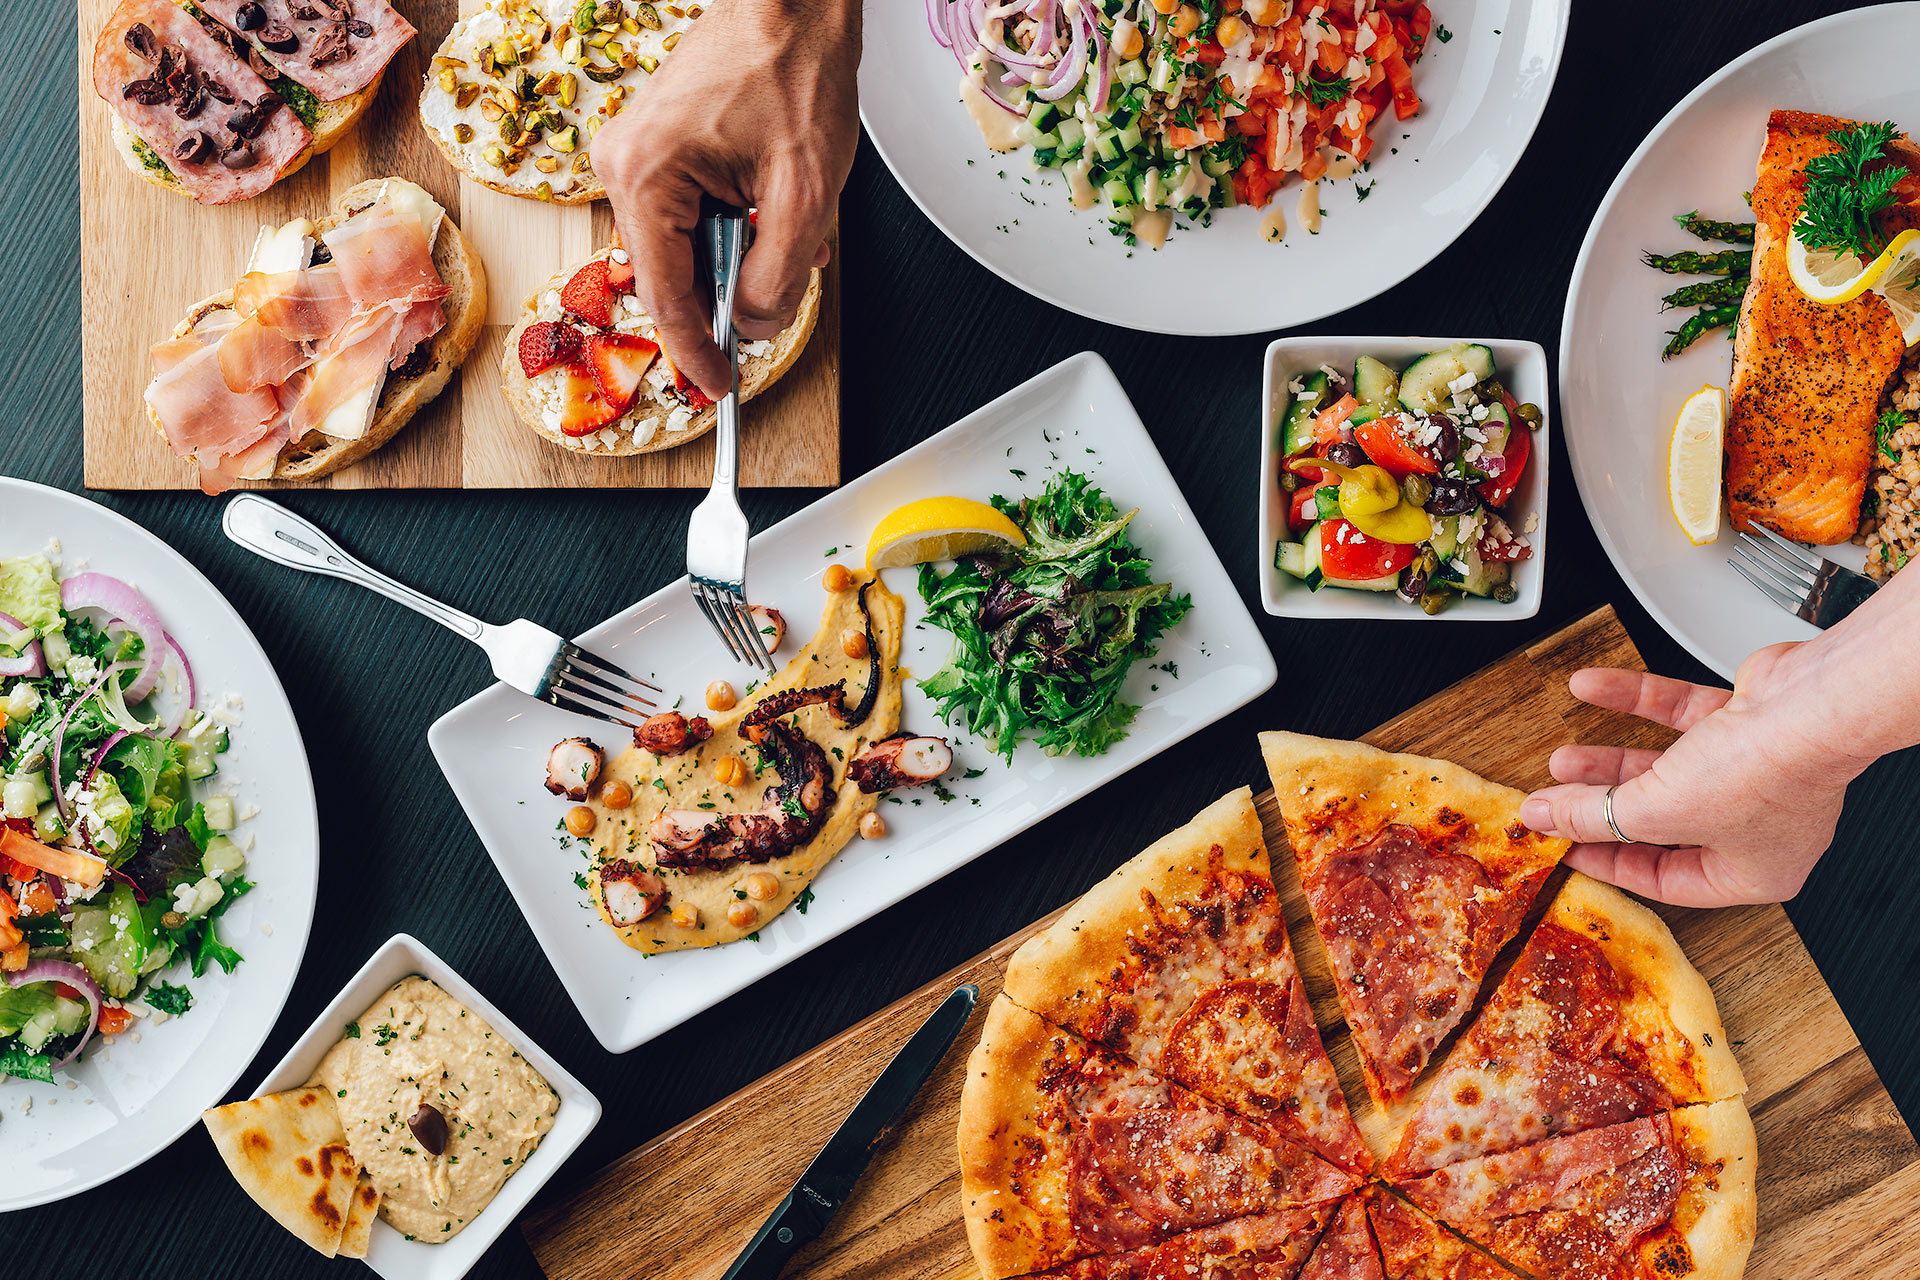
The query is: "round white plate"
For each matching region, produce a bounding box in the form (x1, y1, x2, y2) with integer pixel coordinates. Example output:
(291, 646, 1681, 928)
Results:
(859, 0, 1567, 335)
(1560, 4, 1920, 681)
(0, 480, 319, 1210)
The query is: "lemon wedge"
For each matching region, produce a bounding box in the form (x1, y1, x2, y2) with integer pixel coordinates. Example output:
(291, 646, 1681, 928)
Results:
(1788, 227, 1920, 308)
(865, 497, 1027, 568)
(1874, 233, 1920, 346)
(1668, 384, 1726, 546)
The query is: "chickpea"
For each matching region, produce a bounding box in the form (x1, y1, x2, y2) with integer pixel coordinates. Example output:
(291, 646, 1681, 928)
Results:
(714, 756, 747, 787)
(743, 872, 780, 901)
(822, 563, 855, 593)
(670, 901, 700, 928)
(564, 805, 597, 837)
(601, 780, 632, 810)
(839, 628, 870, 660)
(1214, 13, 1248, 45)
(1242, 0, 1285, 25)
(727, 899, 759, 928)
(1111, 18, 1143, 60)
(705, 680, 737, 712)
(1148, 0, 1177, 13)
(1170, 4, 1200, 37)
(859, 811, 887, 840)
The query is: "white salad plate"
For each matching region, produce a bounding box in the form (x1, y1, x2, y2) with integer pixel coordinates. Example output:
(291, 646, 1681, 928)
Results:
(430, 352, 1277, 1052)
(253, 934, 601, 1280)
(0, 478, 320, 1210)
(1256, 336, 1548, 621)
(1560, 4, 1920, 680)
(859, 0, 1568, 335)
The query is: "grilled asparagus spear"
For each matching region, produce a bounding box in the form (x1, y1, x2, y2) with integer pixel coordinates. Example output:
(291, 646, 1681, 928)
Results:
(1674, 211, 1756, 244)
(1662, 304, 1742, 360)
(1661, 275, 1751, 310)
(1642, 249, 1754, 275)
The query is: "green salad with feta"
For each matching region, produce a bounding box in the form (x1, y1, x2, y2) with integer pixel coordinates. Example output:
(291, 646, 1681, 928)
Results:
(0, 552, 253, 1083)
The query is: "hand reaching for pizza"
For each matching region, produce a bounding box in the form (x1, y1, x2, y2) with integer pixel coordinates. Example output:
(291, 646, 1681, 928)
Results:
(1520, 563, 1920, 907)
(593, 0, 858, 400)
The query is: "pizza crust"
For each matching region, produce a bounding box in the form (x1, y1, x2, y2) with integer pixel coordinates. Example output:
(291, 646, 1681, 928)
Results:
(1644, 1099, 1758, 1280)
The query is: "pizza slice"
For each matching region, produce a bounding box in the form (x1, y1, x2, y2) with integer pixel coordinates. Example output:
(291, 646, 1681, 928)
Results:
(1394, 1101, 1758, 1280)
(960, 995, 1361, 1280)
(1300, 1194, 1386, 1280)
(1025, 1205, 1334, 1280)
(1364, 1186, 1516, 1280)
(1260, 733, 1572, 1107)
(1003, 787, 1371, 1173)
(1386, 873, 1746, 1177)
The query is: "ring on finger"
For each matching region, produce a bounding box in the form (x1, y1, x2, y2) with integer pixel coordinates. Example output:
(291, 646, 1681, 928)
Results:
(1603, 784, 1633, 845)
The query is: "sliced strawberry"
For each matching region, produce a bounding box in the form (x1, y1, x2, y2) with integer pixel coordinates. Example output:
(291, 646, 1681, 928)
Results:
(667, 357, 716, 410)
(560, 260, 616, 328)
(556, 362, 622, 437)
(584, 332, 660, 415)
(606, 254, 635, 294)
(518, 321, 584, 378)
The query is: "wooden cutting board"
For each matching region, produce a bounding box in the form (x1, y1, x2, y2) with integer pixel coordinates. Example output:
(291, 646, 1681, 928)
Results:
(523, 605, 1920, 1280)
(76, 0, 839, 490)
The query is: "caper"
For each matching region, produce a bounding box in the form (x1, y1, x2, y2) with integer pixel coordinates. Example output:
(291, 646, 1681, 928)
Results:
(1516, 402, 1543, 429)
(1419, 589, 1451, 616)
(453, 122, 474, 143)
(1478, 377, 1509, 404)
(1401, 474, 1434, 507)
(1279, 471, 1299, 493)
(549, 124, 580, 152)
(634, 2, 663, 28)
(1492, 582, 1519, 605)
(161, 910, 187, 930)
(583, 60, 625, 82)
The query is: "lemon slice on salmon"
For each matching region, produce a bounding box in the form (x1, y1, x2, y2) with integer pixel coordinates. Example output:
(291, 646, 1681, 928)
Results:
(1874, 234, 1920, 346)
(1788, 226, 1920, 307)
(1668, 385, 1726, 546)
(866, 497, 1026, 568)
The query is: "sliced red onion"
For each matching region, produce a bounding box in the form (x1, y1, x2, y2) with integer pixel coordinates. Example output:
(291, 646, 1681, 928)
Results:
(7, 959, 103, 1071)
(82, 729, 132, 793)
(926, 0, 953, 47)
(1085, 4, 1112, 113)
(59, 573, 167, 703)
(44, 873, 69, 923)
(1481, 454, 1509, 477)
(107, 865, 147, 903)
(48, 661, 137, 823)
(1036, 7, 1086, 100)
(0, 611, 44, 679)
(160, 634, 197, 738)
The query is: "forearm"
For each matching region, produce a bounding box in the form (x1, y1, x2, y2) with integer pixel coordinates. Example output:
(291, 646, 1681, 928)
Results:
(1775, 562, 1920, 766)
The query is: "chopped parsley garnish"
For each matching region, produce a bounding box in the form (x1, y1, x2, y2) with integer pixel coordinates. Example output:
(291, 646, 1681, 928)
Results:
(794, 887, 815, 914)
(1793, 121, 1910, 260)
(1301, 66, 1353, 108)
(1878, 409, 1908, 463)
(146, 983, 194, 1017)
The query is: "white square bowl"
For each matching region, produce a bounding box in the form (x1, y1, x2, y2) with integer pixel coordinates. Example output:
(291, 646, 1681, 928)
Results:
(1256, 337, 1550, 621)
(251, 934, 601, 1280)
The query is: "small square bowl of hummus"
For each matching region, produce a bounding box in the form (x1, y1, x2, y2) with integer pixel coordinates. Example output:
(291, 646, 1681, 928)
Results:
(251, 933, 601, 1279)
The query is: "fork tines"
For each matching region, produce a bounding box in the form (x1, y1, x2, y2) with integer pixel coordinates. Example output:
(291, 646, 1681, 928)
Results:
(541, 643, 663, 733)
(690, 578, 775, 671)
(1728, 521, 1818, 613)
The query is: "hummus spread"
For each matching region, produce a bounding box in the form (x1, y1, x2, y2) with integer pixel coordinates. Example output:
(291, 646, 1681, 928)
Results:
(586, 572, 906, 952)
(310, 977, 559, 1242)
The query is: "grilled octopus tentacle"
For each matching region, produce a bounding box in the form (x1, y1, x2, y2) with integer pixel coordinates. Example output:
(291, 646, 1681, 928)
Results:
(847, 733, 953, 793)
(837, 581, 883, 727)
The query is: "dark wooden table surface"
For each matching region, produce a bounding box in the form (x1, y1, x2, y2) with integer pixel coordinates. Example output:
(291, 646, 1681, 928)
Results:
(9, 0, 1918, 1275)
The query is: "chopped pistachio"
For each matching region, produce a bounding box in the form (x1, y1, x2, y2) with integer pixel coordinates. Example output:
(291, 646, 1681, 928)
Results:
(433, 54, 469, 68)
(620, 16, 639, 33)
(549, 124, 580, 153)
(561, 32, 583, 62)
(492, 39, 519, 65)
(557, 72, 578, 106)
(483, 143, 507, 168)
(454, 82, 482, 109)
(583, 60, 625, 82)
(586, 29, 612, 47)
(453, 122, 475, 144)
(534, 70, 565, 95)
(534, 180, 554, 201)
(572, 152, 594, 173)
(638, 54, 658, 73)
(497, 111, 521, 140)
(585, 115, 603, 140)
(662, 30, 680, 50)
(617, 45, 637, 68)
(687, 3, 704, 14)
(479, 98, 505, 121)
(437, 67, 458, 93)
(635, 2, 662, 28)
(535, 155, 561, 173)
(517, 68, 540, 99)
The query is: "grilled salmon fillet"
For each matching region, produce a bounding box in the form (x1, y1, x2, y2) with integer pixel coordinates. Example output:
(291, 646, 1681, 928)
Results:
(1726, 109, 1920, 544)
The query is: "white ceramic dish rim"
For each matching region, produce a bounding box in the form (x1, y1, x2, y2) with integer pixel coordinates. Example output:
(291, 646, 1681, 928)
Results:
(251, 932, 602, 1280)
(429, 351, 1278, 1052)
(0, 477, 320, 1212)
(1557, 5, 1917, 679)
(857, 0, 1572, 335)
(1255, 336, 1549, 620)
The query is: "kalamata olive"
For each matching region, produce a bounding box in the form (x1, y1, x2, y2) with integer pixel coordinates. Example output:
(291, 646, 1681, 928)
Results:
(1426, 478, 1481, 516)
(173, 130, 214, 163)
(219, 140, 256, 168)
(407, 1102, 449, 1156)
(227, 104, 259, 137)
(1324, 442, 1366, 468)
(233, 0, 266, 30)
(258, 21, 299, 52)
(1426, 415, 1460, 460)
(125, 21, 160, 60)
(1399, 570, 1427, 603)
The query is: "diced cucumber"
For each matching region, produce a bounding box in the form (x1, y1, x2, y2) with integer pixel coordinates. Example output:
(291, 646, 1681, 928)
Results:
(2, 771, 49, 820)
(1107, 203, 1136, 225)
(1102, 177, 1135, 207)
(1397, 343, 1498, 413)
(1313, 487, 1342, 520)
(1027, 100, 1063, 131)
(1056, 117, 1085, 148)
(203, 834, 246, 879)
(32, 805, 64, 844)
(1476, 403, 1512, 456)
(1033, 147, 1058, 168)
(1353, 355, 1400, 410)
(1149, 54, 1176, 92)
(1275, 541, 1309, 579)
(1281, 370, 1328, 456)
(1427, 515, 1460, 562)
(1200, 150, 1234, 180)
(178, 714, 228, 781)
(1433, 545, 1511, 597)
(70, 883, 149, 999)
(1117, 57, 1148, 86)
(17, 996, 90, 1052)
(1015, 120, 1058, 149)
(202, 795, 236, 831)
(1113, 121, 1144, 153)
(1094, 130, 1124, 163)
(1347, 404, 1379, 427)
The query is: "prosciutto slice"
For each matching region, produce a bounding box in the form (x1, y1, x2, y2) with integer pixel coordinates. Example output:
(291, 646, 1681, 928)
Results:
(234, 264, 358, 341)
(291, 306, 408, 441)
(218, 312, 312, 392)
(92, 0, 310, 205)
(146, 337, 280, 466)
(322, 204, 448, 312)
(191, 0, 416, 102)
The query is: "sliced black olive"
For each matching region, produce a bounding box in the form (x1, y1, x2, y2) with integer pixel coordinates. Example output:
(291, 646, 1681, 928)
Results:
(258, 21, 299, 52)
(1324, 442, 1366, 469)
(125, 21, 160, 61)
(234, 0, 267, 30)
(173, 130, 215, 163)
(219, 139, 256, 168)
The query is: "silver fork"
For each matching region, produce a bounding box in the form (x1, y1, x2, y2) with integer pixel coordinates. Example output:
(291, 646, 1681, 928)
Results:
(222, 495, 662, 733)
(685, 197, 775, 671)
(1728, 520, 1880, 628)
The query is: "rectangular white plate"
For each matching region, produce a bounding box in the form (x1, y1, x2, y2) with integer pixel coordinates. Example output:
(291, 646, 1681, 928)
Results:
(254, 934, 601, 1280)
(429, 352, 1277, 1052)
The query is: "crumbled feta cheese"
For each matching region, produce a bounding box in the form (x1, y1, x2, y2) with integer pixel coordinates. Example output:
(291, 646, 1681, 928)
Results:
(1288, 377, 1305, 395)
(1523, 512, 1540, 534)
(261, 921, 274, 937)
(6, 683, 41, 720)
(1447, 371, 1478, 394)
(64, 655, 99, 687)
(610, 249, 630, 265)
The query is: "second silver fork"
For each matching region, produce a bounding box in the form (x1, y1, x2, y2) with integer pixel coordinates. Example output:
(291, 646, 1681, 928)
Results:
(1728, 519, 1880, 628)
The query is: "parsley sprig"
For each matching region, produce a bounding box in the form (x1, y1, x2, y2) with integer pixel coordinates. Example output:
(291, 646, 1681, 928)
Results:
(1793, 122, 1910, 260)
(1300, 66, 1353, 108)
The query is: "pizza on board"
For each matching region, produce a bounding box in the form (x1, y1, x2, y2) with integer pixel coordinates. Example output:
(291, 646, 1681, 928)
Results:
(1387, 873, 1748, 1178)
(959, 995, 1359, 1280)
(1023, 1204, 1335, 1280)
(1002, 787, 1371, 1174)
(1259, 732, 1572, 1107)
(1299, 1194, 1386, 1280)
(1364, 1187, 1514, 1280)
(1395, 1100, 1759, 1280)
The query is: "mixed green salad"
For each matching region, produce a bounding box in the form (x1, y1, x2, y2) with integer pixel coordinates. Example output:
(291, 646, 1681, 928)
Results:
(0, 553, 252, 1083)
(918, 471, 1192, 759)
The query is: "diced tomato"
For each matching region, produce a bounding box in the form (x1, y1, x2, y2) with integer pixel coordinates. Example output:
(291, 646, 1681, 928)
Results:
(1301, 149, 1329, 181)
(97, 1007, 133, 1035)
(1477, 425, 1531, 508)
(1288, 482, 1328, 530)
(1311, 394, 1359, 444)
(1316, 37, 1347, 72)
(1355, 415, 1440, 477)
(1383, 54, 1420, 120)
(1319, 519, 1417, 581)
(1408, 5, 1433, 52)
(54, 982, 83, 1000)
(19, 878, 56, 918)
(1178, 38, 1226, 65)
(1378, 0, 1424, 14)
(1478, 534, 1533, 564)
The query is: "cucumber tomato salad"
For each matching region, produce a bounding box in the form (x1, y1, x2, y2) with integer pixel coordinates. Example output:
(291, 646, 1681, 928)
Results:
(1275, 345, 1541, 611)
(929, 0, 1434, 248)
(0, 553, 253, 1083)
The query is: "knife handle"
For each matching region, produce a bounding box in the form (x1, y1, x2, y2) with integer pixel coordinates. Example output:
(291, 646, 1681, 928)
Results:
(717, 1187, 835, 1280)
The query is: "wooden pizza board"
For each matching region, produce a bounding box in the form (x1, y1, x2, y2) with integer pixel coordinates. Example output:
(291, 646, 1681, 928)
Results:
(77, 0, 840, 490)
(522, 605, 1920, 1280)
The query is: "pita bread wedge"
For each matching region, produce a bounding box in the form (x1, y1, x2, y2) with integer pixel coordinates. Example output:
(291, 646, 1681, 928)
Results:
(203, 1086, 361, 1257)
(338, 1172, 382, 1260)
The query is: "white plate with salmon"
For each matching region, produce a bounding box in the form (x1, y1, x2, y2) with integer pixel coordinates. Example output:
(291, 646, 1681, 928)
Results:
(1561, 5, 1920, 680)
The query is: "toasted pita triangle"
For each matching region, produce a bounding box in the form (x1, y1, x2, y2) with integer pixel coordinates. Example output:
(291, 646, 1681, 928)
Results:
(203, 1086, 361, 1256)
(338, 1171, 382, 1259)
